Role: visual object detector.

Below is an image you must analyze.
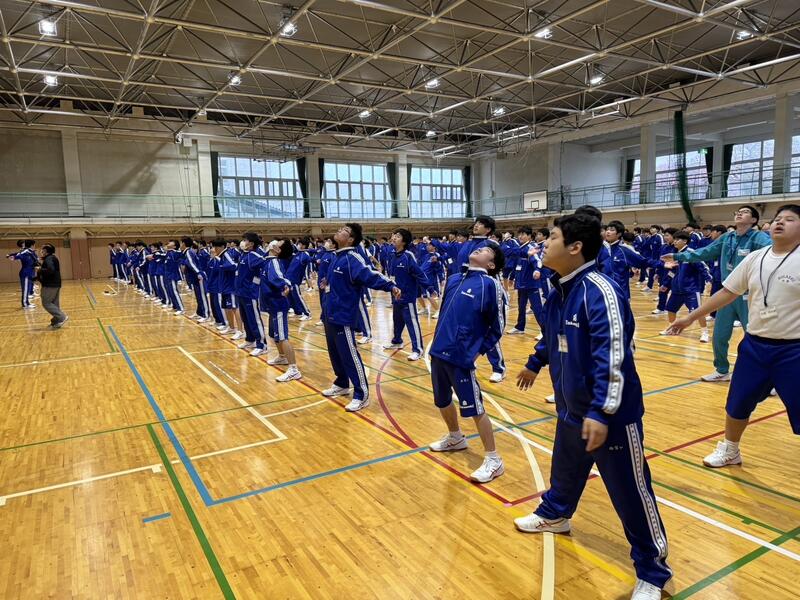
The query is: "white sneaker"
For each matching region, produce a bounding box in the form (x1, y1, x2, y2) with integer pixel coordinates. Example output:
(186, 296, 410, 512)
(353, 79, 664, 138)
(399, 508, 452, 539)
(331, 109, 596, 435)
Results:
(238, 341, 255, 349)
(651, 309, 666, 315)
(470, 456, 504, 483)
(699, 331, 710, 343)
(431, 311, 439, 319)
(231, 331, 244, 340)
(217, 326, 230, 334)
(407, 351, 421, 361)
(489, 372, 505, 383)
(305, 287, 313, 293)
(197, 317, 209, 323)
(322, 384, 352, 397)
(382, 342, 403, 350)
(276, 367, 302, 382)
(706, 315, 715, 322)
(514, 513, 571, 534)
(700, 370, 731, 382)
(770, 388, 778, 396)
(174, 310, 185, 316)
(658, 329, 669, 336)
(535, 333, 543, 341)
(356, 336, 372, 345)
(52, 315, 70, 329)
(249, 347, 267, 357)
(630, 579, 662, 600)
(506, 328, 525, 335)
(365, 301, 372, 307)
(344, 397, 369, 412)
(267, 355, 289, 365)
(733, 320, 742, 327)
(23, 305, 36, 310)
(703, 441, 742, 468)
(545, 393, 555, 403)
(298, 314, 311, 321)
(428, 433, 468, 452)
(315, 320, 324, 326)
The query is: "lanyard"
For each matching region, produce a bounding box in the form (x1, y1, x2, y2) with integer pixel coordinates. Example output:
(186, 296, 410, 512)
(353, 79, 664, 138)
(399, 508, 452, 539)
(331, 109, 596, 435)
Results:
(758, 244, 799, 307)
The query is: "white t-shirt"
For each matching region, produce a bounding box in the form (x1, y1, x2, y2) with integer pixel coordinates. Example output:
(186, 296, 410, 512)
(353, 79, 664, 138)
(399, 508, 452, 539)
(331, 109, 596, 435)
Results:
(723, 245, 800, 339)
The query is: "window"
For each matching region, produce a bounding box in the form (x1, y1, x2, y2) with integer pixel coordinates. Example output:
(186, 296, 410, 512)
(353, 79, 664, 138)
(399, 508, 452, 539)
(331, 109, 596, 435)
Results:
(630, 149, 709, 203)
(728, 140, 773, 196)
(217, 155, 303, 218)
(323, 161, 391, 218)
(409, 166, 465, 217)
(791, 135, 800, 193)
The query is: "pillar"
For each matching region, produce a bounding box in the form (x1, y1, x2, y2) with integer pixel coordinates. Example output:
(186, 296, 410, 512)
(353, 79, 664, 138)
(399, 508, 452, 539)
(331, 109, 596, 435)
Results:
(61, 129, 83, 217)
(712, 139, 724, 198)
(640, 124, 657, 202)
(307, 155, 322, 218)
(395, 153, 409, 218)
(196, 138, 215, 217)
(773, 93, 794, 194)
(68, 228, 91, 280)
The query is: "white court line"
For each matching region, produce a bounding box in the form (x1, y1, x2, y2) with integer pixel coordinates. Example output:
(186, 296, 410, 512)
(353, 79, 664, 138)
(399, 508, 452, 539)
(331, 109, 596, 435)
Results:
(492, 420, 800, 563)
(0, 345, 179, 369)
(209, 360, 240, 385)
(0, 399, 329, 505)
(423, 339, 555, 600)
(176, 346, 286, 440)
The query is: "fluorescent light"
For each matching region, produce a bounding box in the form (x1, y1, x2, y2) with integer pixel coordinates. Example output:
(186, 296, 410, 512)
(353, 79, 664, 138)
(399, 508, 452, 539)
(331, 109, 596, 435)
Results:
(39, 20, 57, 36)
(228, 72, 242, 86)
(736, 30, 752, 40)
(491, 106, 507, 117)
(358, 109, 371, 118)
(197, 108, 206, 116)
(280, 21, 298, 37)
(589, 74, 604, 85)
(533, 28, 552, 39)
(425, 78, 440, 90)
(425, 130, 436, 137)
(43, 74, 58, 86)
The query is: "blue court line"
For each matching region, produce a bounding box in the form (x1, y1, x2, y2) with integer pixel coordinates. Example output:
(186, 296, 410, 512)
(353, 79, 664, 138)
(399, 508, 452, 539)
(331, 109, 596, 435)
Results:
(643, 379, 705, 396)
(211, 414, 556, 507)
(84, 284, 97, 305)
(109, 326, 215, 506)
(142, 512, 172, 524)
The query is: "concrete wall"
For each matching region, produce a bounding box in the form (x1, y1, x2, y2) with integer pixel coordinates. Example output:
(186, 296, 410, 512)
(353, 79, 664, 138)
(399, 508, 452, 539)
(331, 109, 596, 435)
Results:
(550, 143, 622, 191)
(473, 148, 549, 199)
(0, 241, 73, 284)
(0, 130, 65, 193)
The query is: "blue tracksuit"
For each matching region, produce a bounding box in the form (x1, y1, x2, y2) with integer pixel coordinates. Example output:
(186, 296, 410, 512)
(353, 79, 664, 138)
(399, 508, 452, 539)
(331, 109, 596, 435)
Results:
(261, 257, 292, 342)
(388, 249, 428, 353)
(324, 247, 397, 402)
(150, 250, 167, 304)
(525, 261, 671, 588)
(688, 231, 703, 249)
(429, 268, 504, 417)
(607, 241, 660, 300)
(642, 234, 663, 288)
(510, 242, 543, 331)
(235, 249, 268, 349)
(206, 254, 228, 326)
(665, 247, 709, 314)
(12, 248, 37, 307)
(655, 244, 676, 311)
(420, 251, 444, 294)
(183, 248, 210, 318)
(316, 248, 334, 320)
(286, 251, 312, 317)
(501, 238, 520, 281)
(218, 248, 238, 309)
(354, 244, 375, 331)
(456, 237, 507, 375)
(164, 250, 184, 311)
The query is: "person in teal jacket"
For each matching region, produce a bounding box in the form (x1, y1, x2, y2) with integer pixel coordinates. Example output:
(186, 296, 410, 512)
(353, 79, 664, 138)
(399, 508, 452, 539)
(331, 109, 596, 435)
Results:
(662, 205, 771, 382)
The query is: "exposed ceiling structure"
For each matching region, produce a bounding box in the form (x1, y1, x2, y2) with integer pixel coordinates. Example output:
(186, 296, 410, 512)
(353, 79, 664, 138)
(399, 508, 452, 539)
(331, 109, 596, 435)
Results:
(1, 0, 800, 158)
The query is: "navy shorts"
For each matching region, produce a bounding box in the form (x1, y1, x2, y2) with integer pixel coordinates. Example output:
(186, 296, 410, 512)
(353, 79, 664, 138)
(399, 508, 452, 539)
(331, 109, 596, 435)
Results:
(268, 310, 289, 342)
(665, 291, 701, 314)
(221, 293, 237, 310)
(430, 355, 485, 418)
(726, 334, 800, 434)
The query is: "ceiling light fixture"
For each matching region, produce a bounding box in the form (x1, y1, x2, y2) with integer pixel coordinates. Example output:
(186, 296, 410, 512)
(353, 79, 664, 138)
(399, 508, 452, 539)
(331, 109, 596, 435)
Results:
(736, 30, 752, 40)
(43, 74, 58, 86)
(197, 108, 207, 116)
(425, 130, 436, 137)
(228, 72, 242, 85)
(589, 73, 604, 85)
(425, 78, 440, 90)
(533, 27, 552, 39)
(279, 21, 298, 37)
(491, 105, 507, 117)
(358, 109, 371, 118)
(39, 19, 57, 37)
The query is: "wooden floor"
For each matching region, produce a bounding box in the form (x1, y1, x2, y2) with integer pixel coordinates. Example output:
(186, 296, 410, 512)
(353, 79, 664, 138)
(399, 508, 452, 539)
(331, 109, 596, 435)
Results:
(0, 278, 798, 599)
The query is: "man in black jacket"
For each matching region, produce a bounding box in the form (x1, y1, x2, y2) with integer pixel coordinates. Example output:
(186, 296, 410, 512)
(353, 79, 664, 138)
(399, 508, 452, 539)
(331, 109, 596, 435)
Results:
(37, 244, 68, 328)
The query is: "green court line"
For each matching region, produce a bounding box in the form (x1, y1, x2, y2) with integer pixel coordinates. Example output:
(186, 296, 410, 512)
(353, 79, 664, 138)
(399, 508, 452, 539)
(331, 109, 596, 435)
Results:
(145, 424, 235, 600)
(97, 318, 117, 352)
(0, 371, 431, 454)
(84, 293, 95, 310)
(669, 525, 800, 599)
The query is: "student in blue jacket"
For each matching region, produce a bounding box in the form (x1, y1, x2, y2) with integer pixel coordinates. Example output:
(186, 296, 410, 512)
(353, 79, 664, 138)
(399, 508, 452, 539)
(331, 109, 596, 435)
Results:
(419, 239, 443, 317)
(285, 237, 312, 321)
(427, 240, 506, 483)
(164, 240, 185, 314)
(234, 232, 269, 354)
(605, 221, 662, 300)
(180, 237, 210, 322)
(206, 240, 231, 333)
(514, 214, 672, 600)
(659, 231, 710, 342)
(383, 228, 428, 361)
(7, 239, 38, 309)
(315, 237, 336, 325)
(651, 228, 677, 316)
(506, 226, 542, 335)
(321, 223, 401, 413)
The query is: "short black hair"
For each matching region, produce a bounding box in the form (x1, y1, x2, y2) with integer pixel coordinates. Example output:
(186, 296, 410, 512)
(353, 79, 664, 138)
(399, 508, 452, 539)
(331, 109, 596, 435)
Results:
(297, 236, 311, 248)
(574, 205, 603, 221)
(702, 225, 712, 231)
(345, 222, 363, 246)
(622, 231, 635, 243)
(685, 222, 699, 229)
(553, 214, 602, 261)
(276, 238, 294, 260)
(23, 239, 35, 248)
(474, 215, 496, 234)
(484, 240, 505, 276)
(516, 225, 533, 236)
(774, 204, 800, 219)
(607, 220, 625, 234)
(738, 204, 760, 224)
(42, 244, 55, 255)
(673, 231, 690, 242)
(392, 228, 412, 248)
(649, 224, 662, 232)
(180, 236, 193, 247)
(712, 225, 727, 234)
(664, 227, 679, 236)
(243, 231, 262, 246)
(212, 239, 226, 248)
(538, 227, 550, 238)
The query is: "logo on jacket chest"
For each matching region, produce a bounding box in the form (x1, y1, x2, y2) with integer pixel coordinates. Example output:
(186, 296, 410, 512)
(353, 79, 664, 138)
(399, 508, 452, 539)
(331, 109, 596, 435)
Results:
(565, 313, 580, 328)
(460, 288, 475, 299)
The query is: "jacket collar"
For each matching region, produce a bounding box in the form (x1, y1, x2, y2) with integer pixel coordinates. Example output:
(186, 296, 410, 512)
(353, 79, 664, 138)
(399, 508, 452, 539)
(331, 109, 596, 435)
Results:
(551, 261, 597, 295)
(335, 246, 354, 254)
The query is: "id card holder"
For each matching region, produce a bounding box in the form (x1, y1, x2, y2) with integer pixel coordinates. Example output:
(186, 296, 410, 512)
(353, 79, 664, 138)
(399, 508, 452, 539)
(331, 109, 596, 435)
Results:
(516, 265, 523, 271)
(558, 334, 568, 353)
(759, 306, 777, 320)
